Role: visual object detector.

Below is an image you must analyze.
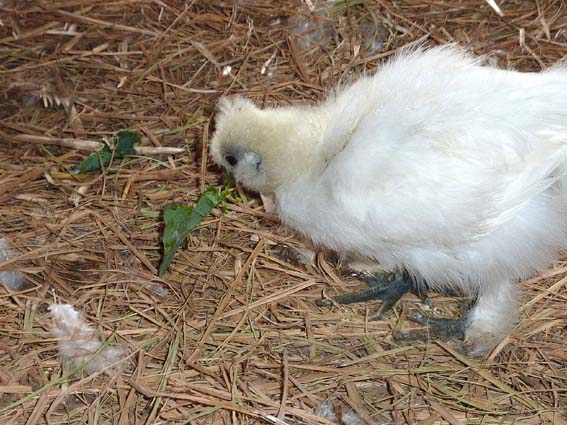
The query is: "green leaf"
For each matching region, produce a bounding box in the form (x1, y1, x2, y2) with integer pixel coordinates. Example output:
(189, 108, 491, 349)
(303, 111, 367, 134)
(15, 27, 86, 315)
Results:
(78, 145, 113, 173)
(162, 205, 192, 254)
(114, 130, 140, 156)
(77, 131, 141, 173)
(158, 187, 226, 276)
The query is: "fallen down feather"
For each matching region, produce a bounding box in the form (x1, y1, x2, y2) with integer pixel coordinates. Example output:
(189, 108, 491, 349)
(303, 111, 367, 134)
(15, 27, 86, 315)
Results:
(49, 304, 127, 376)
(0, 238, 27, 291)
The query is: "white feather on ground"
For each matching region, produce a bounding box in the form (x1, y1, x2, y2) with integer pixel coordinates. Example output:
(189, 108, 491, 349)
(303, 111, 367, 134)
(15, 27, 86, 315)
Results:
(313, 400, 365, 425)
(49, 304, 127, 376)
(0, 238, 27, 291)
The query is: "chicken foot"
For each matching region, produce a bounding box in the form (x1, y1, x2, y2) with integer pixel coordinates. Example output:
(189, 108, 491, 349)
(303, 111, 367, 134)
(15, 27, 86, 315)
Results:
(317, 270, 519, 355)
(397, 278, 519, 356)
(316, 271, 431, 319)
(395, 311, 467, 341)
(317, 270, 471, 343)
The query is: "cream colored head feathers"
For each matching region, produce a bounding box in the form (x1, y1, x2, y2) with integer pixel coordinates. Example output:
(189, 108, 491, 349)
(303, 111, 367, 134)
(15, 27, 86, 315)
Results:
(210, 96, 323, 193)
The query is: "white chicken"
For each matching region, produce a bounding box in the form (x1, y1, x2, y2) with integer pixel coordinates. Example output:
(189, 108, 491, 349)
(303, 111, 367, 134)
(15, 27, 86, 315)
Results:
(210, 45, 567, 357)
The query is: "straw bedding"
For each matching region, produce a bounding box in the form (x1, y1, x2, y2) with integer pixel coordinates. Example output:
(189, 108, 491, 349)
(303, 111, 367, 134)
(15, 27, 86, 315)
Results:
(0, 1, 566, 423)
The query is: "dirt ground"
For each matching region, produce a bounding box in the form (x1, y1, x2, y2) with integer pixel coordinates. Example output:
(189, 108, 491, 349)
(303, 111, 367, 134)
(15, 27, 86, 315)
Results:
(1, 1, 566, 424)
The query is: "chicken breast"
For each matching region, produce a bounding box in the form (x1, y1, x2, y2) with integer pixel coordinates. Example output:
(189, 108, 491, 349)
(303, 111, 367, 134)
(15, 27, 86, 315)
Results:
(210, 45, 567, 356)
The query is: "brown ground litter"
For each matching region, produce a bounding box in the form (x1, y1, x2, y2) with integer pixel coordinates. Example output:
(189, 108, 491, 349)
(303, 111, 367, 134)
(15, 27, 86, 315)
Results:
(1, 1, 566, 424)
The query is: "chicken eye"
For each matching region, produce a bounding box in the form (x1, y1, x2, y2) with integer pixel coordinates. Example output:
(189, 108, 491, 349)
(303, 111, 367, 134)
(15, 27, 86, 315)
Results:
(225, 153, 238, 167)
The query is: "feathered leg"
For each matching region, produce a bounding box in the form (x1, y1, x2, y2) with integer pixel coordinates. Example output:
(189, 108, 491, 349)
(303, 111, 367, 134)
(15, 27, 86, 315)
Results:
(317, 269, 519, 356)
(462, 278, 519, 356)
(397, 278, 519, 357)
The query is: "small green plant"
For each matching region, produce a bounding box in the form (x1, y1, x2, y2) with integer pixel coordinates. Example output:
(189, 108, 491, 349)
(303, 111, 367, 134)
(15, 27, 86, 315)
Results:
(159, 186, 236, 276)
(77, 131, 140, 173)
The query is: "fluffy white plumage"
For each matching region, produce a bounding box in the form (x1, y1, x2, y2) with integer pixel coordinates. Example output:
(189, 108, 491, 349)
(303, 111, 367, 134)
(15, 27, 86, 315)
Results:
(49, 304, 127, 375)
(210, 46, 567, 356)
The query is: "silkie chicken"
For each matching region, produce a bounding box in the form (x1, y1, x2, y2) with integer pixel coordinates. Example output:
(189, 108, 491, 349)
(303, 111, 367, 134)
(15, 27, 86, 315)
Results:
(210, 45, 567, 357)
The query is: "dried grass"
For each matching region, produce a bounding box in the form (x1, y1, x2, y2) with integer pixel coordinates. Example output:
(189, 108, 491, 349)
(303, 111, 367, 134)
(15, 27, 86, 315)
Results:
(1, 1, 566, 424)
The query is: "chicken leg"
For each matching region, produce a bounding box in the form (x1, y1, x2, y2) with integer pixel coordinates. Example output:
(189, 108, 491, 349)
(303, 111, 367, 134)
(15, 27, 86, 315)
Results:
(396, 278, 520, 356)
(317, 270, 473, 343)
(319, 274, 520, 356)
